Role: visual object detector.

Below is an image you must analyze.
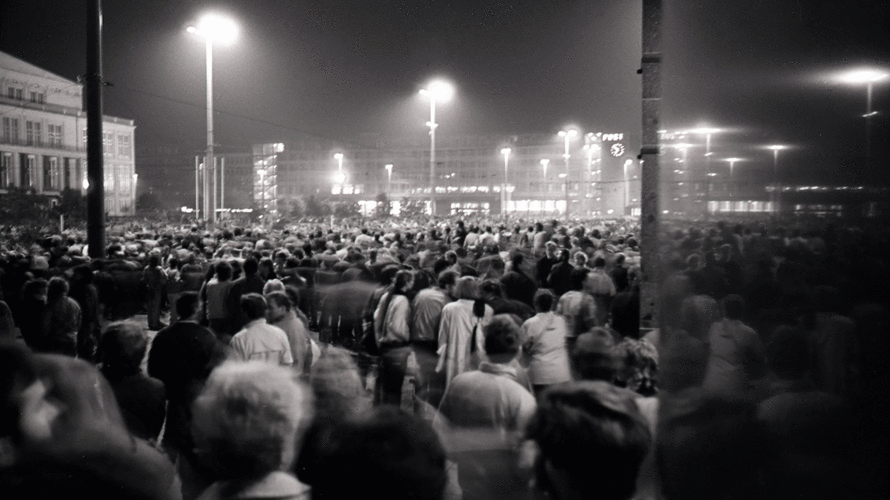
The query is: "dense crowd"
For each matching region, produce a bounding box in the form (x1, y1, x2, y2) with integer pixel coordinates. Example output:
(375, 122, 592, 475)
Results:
(1, 213, 888, 500)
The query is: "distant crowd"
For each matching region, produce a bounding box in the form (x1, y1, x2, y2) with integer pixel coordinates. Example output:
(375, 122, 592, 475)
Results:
(1, 212, 887, 499)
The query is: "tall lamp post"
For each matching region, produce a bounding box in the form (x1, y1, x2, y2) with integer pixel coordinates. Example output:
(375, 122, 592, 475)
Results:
(558, 129, 577, 220)
(540, 159, 549, 214)
(687, 127, 721, 214)
(725, 157, 742, 201)
(768, 145, 786, 215)
(188, 13, 238, 225)
(132, 173, 138, 215)
(837, 68, 888, 177)
(333, 153, 346, 195)
(385, 163, 393, 196)
(419, 80, 454, 216)
(501, 148, 511, 219)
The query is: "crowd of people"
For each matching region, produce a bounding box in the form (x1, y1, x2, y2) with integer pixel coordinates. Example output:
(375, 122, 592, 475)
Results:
(1, 212, 888, 499)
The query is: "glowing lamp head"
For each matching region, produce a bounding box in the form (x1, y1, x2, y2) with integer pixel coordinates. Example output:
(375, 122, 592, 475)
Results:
(837, 68, 889, 84)
(419, 80, 454, 102)
(501, 148, 511, 156)
(192, 14, 239, 44)
(559, 129, 578, 139)
(333, 153, 343, 161)
(768, 145, 786, 151)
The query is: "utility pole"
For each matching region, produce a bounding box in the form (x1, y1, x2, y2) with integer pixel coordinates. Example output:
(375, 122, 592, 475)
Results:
(640, 0, 662, 328)
(86, 0, 105, 258)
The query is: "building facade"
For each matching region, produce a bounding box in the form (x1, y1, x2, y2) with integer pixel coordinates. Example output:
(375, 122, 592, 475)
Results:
(0, 51, 136, 216)
(253, 131, 640, 218)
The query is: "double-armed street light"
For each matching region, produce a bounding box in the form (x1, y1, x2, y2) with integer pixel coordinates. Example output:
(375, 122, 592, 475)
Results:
(419, 80, 454, 215)
(558, 129, 578, 219)
(187, 13, 238, 224)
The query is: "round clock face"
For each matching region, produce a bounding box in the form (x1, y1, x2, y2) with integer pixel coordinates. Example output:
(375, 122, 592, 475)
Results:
(610, 143, 626, 157)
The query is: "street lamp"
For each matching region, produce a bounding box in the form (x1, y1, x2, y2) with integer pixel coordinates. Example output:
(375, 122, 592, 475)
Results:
(687, 127, 722, 214)
(419, 80, 454, 215)
(501, 148, 511, 218)
(385, 163, 393, 195)
(558, 129, 578, 219)
(132, 173, 138, 215)
(837, 68, 888, 176)
(188, 13, 238, 225)
(767, 145, 786, 215)
(333, 153, 346, 192)
(724, 157, 743, 200)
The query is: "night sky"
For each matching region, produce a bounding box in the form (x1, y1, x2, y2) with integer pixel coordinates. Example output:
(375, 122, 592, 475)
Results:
(1, 0, 888, 186)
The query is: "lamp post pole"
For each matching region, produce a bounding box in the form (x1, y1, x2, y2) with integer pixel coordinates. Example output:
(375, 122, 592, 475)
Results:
(558, 130, 577, 221)
(540, 159, 549, 215)
(768, 145, 785, 215)
(420, 81, 454, 217)
(501, 148, 511, 220)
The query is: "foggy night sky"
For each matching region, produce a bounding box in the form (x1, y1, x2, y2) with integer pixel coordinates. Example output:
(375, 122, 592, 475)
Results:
(1, 0, 888, 186)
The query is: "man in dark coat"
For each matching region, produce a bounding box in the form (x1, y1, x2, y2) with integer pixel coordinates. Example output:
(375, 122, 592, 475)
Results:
(226, 257, 266, 333)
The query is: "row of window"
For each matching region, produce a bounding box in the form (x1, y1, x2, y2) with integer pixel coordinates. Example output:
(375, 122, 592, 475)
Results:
(6, 87, 44, 104)
(0, 152, 80, 191)
(1, 118, 132, 158)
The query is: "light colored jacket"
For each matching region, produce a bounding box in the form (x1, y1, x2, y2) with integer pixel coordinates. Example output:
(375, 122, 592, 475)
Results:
(519, 312, 572, 385)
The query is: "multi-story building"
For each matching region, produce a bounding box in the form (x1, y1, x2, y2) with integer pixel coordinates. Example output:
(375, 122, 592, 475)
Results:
(0, 51, 136, 215)
(253, 131, 640, 218)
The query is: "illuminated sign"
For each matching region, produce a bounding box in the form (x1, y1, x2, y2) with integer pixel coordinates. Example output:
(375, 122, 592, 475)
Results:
(602, 133, 624, 141)
(610, 143, 626, 157)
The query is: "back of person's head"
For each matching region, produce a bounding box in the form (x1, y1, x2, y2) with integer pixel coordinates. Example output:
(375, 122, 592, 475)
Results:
(308, 406, 447, 500)
(534, 289, 555, 312)
(511, 253, 523, 268)
(592, 256, 606, 268)
(214, 260, 233, 281)
(242, 257, 259, 275)
(480, 279, 503, 298)
(309, 346, 370, 419)
(265, 291, 292, 311)
(175, 291, 200, 320)
(455, 276, 480, 300)
(263, 278, 286, 294)
(679, 295, 720, 341)
(98, 321, 148, 379)
(192, 361, 312, 482)
(437, 270, 458, 289)
(571, 330, 617, 381)
(483, 315, 521, 363)
(612, 338, 659, 397)
(526, 381, 651, 500)
(766, 326, 809, 380)
(614, 253, 626, 266)
(723, 294, 745, 320)
(47, 276, 69, 300)
(240, 293, 267, 321)
(569, 267, 589, 291)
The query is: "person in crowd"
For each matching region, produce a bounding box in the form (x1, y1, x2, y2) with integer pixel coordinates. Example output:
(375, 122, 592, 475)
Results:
(525, 381, 651, 500)
(39, 276, 82, 356)
(499, 253, 538, 307)
(480, 279, 535, 321)
(807, 285, 858, 398)
(266, 291, 312, 376)
(0, 339, 177, 500)
(191, 361, 312, 500)
(520, 289, 573, 398)
(610, 253, 630, 293)
(703, 294, 766, 397)
(437, 276, 493, 389)
(535, 241, 559, 286)
(547, 248, 574, 297)
(612, 337, 659, 397)
(555, 267, 598, 346)
(294, 346, 373, 486)
(585, 256, 617, 327)
(437, 315, 537, 500)
(18, 278, 48, 349)
(229, 293, 293, 366)
(68, 264, 101, 361)
(142, 253, 168, 331)
(226, 257, 266, 333)
(374, 269, 415, 406)
(305, 406, 448, 500)
(148, 291, 226, 500)
(204, 260, 236, 343)
(412, 270, 458, 407)
(610, 266, 641, 338)
(98, 321, 166, 442)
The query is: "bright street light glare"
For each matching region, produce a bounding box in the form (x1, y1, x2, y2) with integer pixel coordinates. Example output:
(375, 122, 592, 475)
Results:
(686, 127, 721, 135)
(837, 68, 889, 84)
(501, 148, 511, 155)
(332, 172, 346, 184)
(725, 157, 743, 162)
(768, 144, 786, 151)
(558, 129, 578, 138)
(333, 153, 343, 160)
(419, 80, 454, 102)
(194, 14, 238, 44)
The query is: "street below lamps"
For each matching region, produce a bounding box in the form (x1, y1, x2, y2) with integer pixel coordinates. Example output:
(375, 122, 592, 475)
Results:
(419, 80, 454, 215)
(558, 129, 578, 220)
(187, 13, 238, 225)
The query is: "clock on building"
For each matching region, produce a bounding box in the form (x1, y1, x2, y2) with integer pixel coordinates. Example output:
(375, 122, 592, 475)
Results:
(610, 143, 626, 157)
